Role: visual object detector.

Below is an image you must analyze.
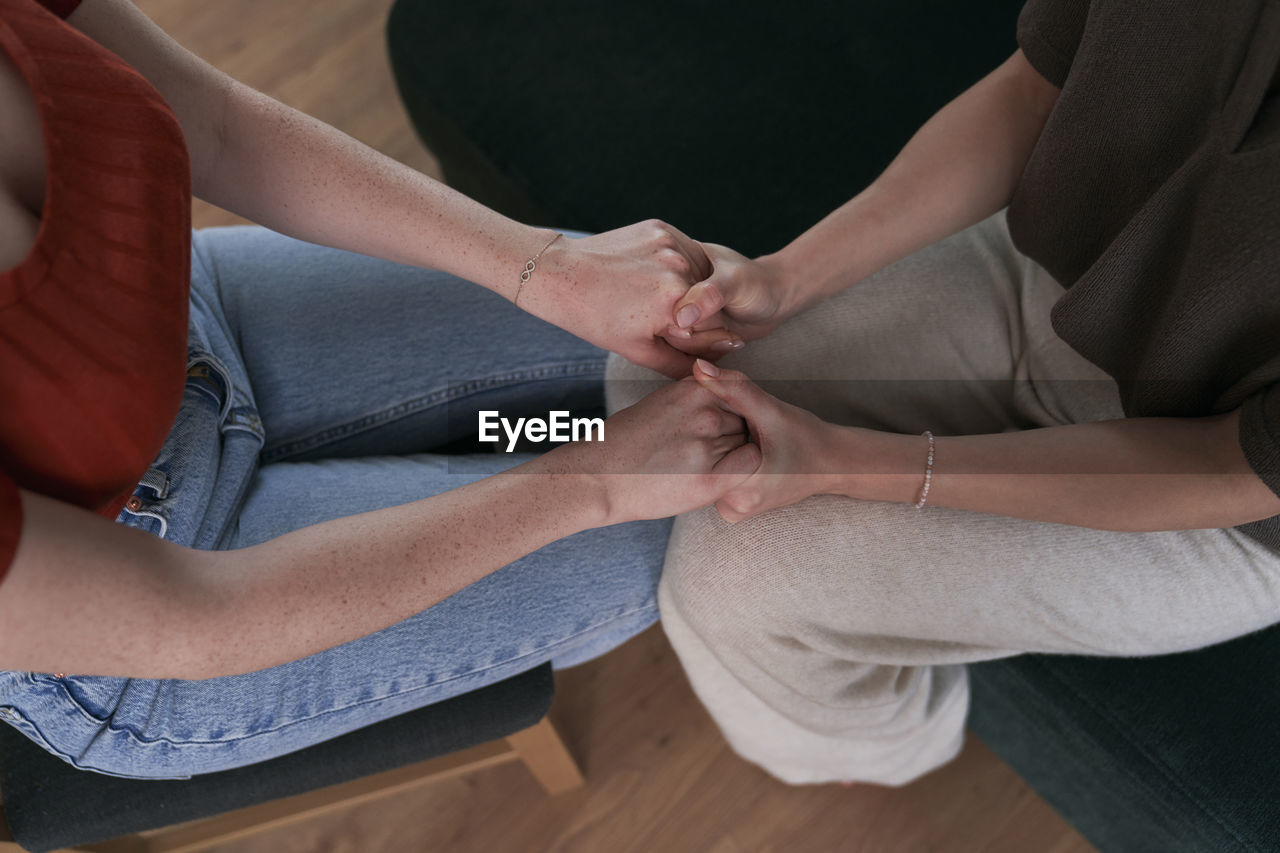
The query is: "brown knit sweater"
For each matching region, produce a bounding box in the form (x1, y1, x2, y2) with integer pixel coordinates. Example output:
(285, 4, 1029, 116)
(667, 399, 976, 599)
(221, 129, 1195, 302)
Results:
(1007, 0, 1280, 554)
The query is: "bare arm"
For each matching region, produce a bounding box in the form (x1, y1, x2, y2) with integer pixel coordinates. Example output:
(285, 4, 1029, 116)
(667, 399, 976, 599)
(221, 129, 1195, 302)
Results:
(64, 0, 738, 376)
(690, 362, 1280, 532)
(833, 408, 1280, 532)
(669, 50, 1060, 336)
(768, 49, 1058, 312)
(3, 461, 598, 681)
(64, 0, 554, 289)
(0, 381, 759, 680)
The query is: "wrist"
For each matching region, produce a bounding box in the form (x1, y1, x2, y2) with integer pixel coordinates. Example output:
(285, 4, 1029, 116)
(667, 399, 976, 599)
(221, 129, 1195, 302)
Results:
(521, 443, 614, 528)
(754, 248, 810, 319)
(763, 188, 897, 316)
(825, 425, 926, 505)
(508, 226, 566, 308)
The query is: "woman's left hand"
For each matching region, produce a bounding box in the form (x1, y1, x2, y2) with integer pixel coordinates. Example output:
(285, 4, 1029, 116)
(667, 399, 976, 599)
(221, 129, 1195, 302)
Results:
(689, 359, 849, 522)
(517, 221, 746, 378)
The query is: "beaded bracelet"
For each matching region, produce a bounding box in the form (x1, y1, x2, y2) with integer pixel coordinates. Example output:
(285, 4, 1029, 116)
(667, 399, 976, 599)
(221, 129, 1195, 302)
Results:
(913, 430, 935, 509)
(514, 232, 563, 307)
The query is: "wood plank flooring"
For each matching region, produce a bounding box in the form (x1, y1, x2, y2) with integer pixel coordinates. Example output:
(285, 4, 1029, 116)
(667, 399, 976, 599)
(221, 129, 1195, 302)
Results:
(197, 626, 1094, 853)
(131, 0, 1098, 850)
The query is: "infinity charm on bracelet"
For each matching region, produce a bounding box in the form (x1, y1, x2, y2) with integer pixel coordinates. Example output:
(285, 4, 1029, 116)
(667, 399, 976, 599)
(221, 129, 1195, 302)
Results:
(514, 232, 563, 306)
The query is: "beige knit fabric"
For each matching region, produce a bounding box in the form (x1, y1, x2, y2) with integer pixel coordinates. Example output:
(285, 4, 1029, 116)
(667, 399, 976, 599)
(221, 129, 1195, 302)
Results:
(605, 213, 1280, 786)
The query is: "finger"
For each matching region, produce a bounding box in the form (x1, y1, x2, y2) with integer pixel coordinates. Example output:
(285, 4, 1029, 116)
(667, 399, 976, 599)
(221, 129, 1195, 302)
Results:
(711, 440, 761, 479)
(662, 326, 745, 356)
(709, 433, 748, 457)
(673, 280, 729, 330)
(659, 223, 713, 281)
(716, 485, 765, 523)
(643, 339, 697, 380)
(714, 406, 748, 436)
(658, 244, 703, 282)
(714, 497, 747, 524)
(692, 359, 773, 419)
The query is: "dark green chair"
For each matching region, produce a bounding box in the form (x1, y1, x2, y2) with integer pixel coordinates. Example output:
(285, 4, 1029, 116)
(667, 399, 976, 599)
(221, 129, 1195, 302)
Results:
(0, 664, 581, 852)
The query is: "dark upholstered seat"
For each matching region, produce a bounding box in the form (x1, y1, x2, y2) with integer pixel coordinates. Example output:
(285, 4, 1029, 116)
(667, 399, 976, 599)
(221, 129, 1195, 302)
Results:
(0, 664, 558, 852)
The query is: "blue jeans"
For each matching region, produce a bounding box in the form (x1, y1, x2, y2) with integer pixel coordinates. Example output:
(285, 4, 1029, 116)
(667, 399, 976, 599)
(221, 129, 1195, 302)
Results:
(0, 226, 669, 780)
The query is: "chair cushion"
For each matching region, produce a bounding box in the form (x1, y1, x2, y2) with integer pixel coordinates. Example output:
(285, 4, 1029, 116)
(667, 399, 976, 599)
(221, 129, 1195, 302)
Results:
(967, 625, 1280, 853)
(386, 0, 1026, 257)
(0, 663, 552, 852)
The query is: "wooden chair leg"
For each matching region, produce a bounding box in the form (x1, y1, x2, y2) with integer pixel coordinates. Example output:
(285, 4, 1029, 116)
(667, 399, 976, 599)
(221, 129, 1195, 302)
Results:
(0, 716, 579, 852)
(505, 717, 583, 795)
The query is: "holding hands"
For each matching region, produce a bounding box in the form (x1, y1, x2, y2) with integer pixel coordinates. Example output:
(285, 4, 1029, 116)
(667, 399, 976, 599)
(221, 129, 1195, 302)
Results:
(552, 376, 761, 523)
(688, 359, 849, 522)
(517, 220, 816, 380)
(663, 243, 798, 346)
(526, 218, 877, 523)
(516, 221, 751, 378)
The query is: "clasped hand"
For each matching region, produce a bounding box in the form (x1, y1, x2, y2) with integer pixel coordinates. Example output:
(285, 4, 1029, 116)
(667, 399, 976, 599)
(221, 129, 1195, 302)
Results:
(516, 220, 795, 380)
(529, 218, 847, 523)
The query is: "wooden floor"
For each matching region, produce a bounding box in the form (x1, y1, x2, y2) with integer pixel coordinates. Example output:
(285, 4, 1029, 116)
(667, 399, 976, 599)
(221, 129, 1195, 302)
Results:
(192, 625, 1093, 853)
(132, 0, 1097, 850)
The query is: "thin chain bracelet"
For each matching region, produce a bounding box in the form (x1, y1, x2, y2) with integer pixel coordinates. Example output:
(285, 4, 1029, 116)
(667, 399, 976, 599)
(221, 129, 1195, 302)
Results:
(514, 232, 563, 307)
(913, 430, 935, 509)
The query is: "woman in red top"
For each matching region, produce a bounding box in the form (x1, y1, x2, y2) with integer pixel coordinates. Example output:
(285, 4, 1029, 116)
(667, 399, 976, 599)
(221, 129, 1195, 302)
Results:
(0, 0, 758, 778)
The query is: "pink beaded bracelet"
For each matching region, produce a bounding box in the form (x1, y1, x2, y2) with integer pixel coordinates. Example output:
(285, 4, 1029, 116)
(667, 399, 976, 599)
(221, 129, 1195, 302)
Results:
(913, 430, 935, 509)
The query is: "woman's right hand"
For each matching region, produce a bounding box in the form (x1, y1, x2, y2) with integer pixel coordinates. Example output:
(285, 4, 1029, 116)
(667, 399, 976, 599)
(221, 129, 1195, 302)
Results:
(552, 378, 761, 524)
(662, 242, 799, 346)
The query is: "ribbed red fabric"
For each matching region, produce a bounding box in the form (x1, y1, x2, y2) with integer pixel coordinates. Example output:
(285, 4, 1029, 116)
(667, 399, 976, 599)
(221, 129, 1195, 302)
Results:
(0, 0, 191, 582)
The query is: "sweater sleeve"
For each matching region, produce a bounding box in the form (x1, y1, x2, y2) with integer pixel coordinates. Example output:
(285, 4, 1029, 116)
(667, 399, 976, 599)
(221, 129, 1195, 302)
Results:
(1016, 0, 1090, 88)
(0, 472, 22, 587)
(35, 0, 81, 19)
(1241, 383, 1280, 500)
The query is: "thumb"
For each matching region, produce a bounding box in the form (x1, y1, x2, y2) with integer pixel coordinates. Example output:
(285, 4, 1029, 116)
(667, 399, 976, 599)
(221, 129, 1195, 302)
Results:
(692, 359, 772, 419)
(673, 278, 730, 330)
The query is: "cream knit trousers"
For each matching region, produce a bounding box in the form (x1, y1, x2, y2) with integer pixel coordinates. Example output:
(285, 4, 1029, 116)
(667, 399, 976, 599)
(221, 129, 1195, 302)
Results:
(604, 213, 1280, 786)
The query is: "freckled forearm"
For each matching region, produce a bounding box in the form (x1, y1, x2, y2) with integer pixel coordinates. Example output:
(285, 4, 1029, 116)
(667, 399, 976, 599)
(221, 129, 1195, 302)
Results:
(202, 81, 544, 298)
(823, 410, 1280, 531)
(194, 455, 607, 678)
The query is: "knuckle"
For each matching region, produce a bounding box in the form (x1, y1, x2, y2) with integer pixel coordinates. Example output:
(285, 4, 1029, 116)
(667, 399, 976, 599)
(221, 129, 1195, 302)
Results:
(685, 384, 716, 408)
(691, 409, 720, 435)
(660, 249, 691, 276)
(680, 378, 707, 400)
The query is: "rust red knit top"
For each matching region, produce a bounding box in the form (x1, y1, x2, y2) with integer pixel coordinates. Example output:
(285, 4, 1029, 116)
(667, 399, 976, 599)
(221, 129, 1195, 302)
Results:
(0, 0, 191, 582)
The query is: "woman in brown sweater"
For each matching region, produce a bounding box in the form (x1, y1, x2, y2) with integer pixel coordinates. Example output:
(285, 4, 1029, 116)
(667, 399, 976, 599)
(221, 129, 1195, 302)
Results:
(609, 0, 1280, 784)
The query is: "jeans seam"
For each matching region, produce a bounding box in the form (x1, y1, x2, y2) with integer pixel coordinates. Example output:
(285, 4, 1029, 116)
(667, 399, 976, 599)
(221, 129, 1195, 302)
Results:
(190, 228, 241, 352)
(260, 360, 604, 463)
(62, 603, 655, 749)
